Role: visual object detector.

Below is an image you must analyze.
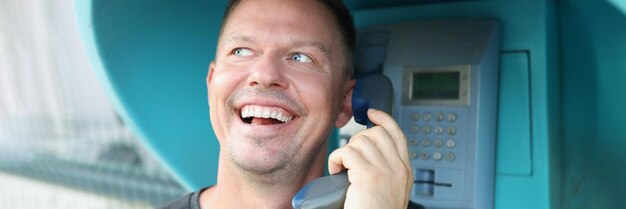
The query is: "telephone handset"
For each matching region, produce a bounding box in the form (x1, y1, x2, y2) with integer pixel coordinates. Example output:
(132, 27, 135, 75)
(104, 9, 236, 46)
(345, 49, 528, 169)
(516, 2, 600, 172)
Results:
(292, 74, 393, 209)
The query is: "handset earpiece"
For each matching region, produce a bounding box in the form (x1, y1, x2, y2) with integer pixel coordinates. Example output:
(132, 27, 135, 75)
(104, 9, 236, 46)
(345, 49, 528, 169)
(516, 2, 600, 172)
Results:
(351, 74, 394, 126)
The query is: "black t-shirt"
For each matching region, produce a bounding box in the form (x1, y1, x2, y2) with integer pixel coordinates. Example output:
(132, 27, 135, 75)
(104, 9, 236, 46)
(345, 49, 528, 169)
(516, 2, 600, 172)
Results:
(159, 187, 425, 209)
(159, 187, 206, 209)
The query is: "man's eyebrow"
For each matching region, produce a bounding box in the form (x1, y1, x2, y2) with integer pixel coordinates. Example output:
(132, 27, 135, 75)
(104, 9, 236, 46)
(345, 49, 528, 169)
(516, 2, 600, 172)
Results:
(225, 34, 253, 43)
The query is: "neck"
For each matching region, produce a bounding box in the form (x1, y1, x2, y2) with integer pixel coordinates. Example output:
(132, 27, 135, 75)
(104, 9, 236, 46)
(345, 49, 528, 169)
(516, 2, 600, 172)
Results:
(201, 150, 326, 209)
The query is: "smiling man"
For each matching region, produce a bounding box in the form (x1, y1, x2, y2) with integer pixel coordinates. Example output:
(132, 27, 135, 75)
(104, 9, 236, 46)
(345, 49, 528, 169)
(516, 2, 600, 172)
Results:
(161, 0, 417, 208)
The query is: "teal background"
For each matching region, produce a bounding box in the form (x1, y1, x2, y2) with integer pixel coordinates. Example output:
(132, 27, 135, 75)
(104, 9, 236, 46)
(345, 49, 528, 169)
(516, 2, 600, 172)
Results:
(560, 0, 626, 208)
(74, 0, 626, 208)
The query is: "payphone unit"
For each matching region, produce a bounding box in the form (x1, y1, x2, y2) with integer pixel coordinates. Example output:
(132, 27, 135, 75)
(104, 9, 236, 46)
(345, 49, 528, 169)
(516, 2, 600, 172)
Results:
(356, 21, 500, 209)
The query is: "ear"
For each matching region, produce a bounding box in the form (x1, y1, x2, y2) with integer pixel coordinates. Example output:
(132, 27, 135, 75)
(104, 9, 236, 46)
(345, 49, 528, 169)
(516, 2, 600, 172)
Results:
(207, 61, 216, 86)
(335, 79, 355, 128)
(206, 61, 216, 101)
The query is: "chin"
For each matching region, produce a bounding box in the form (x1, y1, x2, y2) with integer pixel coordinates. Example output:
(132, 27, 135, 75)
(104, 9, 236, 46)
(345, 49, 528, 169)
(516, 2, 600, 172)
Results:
(228, 138, 294, 175)
(233, 154, 292, 176)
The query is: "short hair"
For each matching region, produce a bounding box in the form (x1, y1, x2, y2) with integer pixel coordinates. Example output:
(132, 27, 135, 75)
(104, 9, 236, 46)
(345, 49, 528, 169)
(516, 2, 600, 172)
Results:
(219, 0, 355, 80)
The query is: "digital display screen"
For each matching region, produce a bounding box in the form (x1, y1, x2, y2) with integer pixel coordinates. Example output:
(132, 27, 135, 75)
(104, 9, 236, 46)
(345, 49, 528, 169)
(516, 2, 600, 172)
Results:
(412, 72, 460, 100)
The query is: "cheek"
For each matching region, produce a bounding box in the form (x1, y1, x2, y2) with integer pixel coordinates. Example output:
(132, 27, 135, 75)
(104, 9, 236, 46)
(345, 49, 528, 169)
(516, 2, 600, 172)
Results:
(209, 63, 248, 102)
(208, 64, 248, 138)
(292, 73, 335, 115)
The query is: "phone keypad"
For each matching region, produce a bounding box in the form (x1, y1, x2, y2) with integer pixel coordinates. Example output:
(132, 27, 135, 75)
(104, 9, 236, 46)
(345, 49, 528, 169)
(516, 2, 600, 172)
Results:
(447, 126, 457, 135)
(423, 113, 432, 121)
(445, 152, 456, 162)
(434, 126, 444, 135)
(447, 113, 457, 122)
(421, 126, 431, 134)
(405, 111, 458, 163)
(434, 139, 443, 148)
(446, 139, 456, 148)
(435, 112, 445, 122)
(433, 151, 443, 161)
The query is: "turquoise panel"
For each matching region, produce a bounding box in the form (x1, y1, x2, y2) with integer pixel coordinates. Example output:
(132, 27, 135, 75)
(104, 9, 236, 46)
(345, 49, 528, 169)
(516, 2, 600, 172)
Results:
(608, 0, 626, 15)
(560, 0, 626, 208)
(75, 0, 226, 190)
(497, 52, 532, 176)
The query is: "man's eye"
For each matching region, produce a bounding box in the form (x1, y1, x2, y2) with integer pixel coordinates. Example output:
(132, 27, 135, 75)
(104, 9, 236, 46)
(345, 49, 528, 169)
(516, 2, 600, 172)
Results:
(233, 48, 253, 56)
(290, 53, 313, 63)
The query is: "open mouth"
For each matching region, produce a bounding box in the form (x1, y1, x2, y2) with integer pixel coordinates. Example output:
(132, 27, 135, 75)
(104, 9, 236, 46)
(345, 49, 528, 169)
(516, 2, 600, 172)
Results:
(239, 105, 294, 125)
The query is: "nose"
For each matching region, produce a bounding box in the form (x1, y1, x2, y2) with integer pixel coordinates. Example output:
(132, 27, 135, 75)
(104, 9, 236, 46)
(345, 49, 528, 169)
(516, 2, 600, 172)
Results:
(247, 53, 289, 89)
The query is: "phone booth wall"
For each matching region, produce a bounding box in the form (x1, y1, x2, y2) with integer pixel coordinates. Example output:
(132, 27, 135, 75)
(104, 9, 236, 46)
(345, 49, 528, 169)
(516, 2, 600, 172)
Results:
(75, 0, 626, 208)
(75, 0, 227, 191)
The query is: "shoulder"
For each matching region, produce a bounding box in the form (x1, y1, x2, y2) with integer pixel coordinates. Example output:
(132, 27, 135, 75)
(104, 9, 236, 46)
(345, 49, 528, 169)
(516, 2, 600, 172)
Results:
(407, 201, 425, 209)
(158, 187, 209, 209)
(158, 192, 195, 209)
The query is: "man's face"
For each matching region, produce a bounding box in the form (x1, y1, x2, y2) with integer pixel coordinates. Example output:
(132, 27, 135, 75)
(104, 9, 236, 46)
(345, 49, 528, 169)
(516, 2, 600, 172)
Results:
(207, 0, 353, 176)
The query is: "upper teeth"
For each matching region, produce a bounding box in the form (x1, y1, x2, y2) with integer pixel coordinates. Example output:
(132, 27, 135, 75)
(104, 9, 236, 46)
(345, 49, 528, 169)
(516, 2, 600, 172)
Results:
(241, 105, 293, 123)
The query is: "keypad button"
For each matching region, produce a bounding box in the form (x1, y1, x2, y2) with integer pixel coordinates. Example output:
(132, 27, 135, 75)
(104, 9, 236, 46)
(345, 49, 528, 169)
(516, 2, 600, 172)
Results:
(420, 151, 430, 160)
(423, 112, 432, 121)
(435, 112, 444, 122)
(409, 138, 419, 147)
(446, 139, 456, 148)
(421, 126, 431, 134)
(411, 112, 419, 121)
(433, 152, 443, 161)
(410, 151, 418, 159)
(447, 113, 457, 122)
(447, 126, 457, 136)
(410, 125, 419, 134)
(434, 126, 444, 135)
(421, 138, 431, 147)
(446, 152, 456, 162)
(434, 139, 443, 148)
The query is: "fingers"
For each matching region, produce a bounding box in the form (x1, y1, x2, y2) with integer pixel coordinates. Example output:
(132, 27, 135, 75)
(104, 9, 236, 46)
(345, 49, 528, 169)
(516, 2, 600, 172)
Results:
(329, 135, 389, 175)
(350, 126, 403, 170)
(366, 109, 410, 168)
(328, 144, 367, 175)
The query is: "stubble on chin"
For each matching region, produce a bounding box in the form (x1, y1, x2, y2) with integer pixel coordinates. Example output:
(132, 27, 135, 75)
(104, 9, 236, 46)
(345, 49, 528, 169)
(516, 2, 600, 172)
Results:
(225, 124, 331, 186)
(226, 133, 301, 185)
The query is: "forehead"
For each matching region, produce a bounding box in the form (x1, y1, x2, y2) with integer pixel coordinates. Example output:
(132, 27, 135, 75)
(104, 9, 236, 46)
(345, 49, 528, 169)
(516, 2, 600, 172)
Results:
(219, 0, 340, 48)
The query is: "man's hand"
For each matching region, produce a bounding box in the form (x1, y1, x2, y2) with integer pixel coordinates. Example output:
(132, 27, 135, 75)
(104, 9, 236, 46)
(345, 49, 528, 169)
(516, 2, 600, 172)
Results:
(329, 109, 413, 209)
